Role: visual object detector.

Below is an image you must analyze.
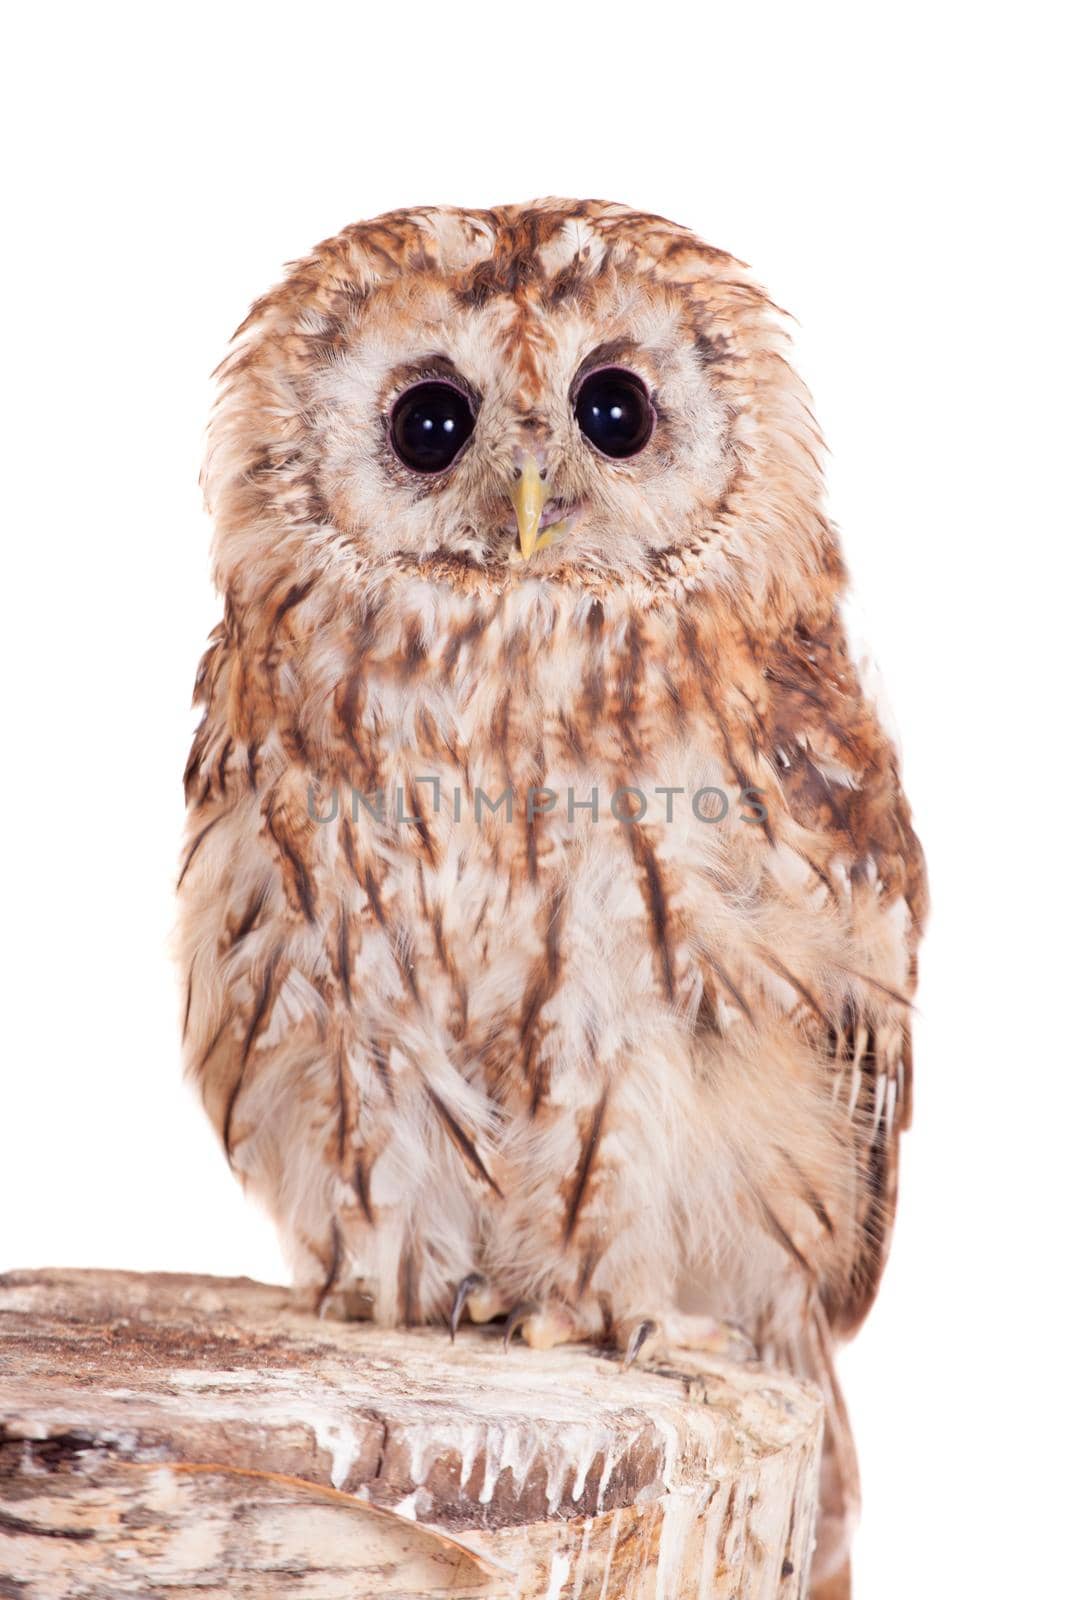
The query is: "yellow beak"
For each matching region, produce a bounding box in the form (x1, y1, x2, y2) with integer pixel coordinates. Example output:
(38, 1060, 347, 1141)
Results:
(509, 453, 548, 561)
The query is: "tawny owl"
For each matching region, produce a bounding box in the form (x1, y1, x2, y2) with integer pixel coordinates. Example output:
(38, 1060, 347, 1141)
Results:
(178, 200, 926, 1596)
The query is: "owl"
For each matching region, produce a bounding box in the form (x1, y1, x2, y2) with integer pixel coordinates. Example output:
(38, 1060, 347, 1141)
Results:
(178, 201, 926, 1597)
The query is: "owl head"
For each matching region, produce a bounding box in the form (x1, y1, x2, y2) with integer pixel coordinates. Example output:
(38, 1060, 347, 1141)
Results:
(206, 201, 840, 625)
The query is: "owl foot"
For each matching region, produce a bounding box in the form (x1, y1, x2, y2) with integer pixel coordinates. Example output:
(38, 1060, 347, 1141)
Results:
(616, 1312, 756, 1368)
(467, 1281, 507, 1323)
(449, 1273, 507, 1338)
(308, 1280, 375, 1323)
(502, 1300, 581, 1352)
(448, 1276, 582, 1349)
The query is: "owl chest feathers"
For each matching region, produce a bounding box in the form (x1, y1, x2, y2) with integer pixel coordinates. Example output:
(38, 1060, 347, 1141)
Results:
(186, 575, 870, 1319)
(276, 581, 807, 1110)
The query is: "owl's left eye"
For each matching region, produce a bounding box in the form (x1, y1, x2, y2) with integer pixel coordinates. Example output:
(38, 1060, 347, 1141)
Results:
(389, 381, 476, 474)
(573, 368, 655, 459)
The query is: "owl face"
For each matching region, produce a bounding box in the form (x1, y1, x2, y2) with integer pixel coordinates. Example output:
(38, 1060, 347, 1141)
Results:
(308, 266, 733, 581)
(208, 202, 835, 618)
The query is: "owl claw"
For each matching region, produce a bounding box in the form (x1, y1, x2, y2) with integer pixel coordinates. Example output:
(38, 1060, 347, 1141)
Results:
(502, 1301, 541, 1351)
(623, 1318, 658, 1369)
(617, 1312, 755, 1367)
(719, 1319, 758, 1361)
(449, 1273, 486, 1341)
(663, 1313, 755, 1361)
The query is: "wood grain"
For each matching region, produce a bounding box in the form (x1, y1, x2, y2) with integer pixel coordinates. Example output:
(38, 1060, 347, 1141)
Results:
(0, 1269, 823, 1597)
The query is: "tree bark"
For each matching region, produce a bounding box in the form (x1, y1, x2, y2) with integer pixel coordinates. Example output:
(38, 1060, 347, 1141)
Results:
(0, 1269, 823, 1598)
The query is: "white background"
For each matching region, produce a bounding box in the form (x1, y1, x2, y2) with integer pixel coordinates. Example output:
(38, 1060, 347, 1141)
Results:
(4, 5, 1063, 1594)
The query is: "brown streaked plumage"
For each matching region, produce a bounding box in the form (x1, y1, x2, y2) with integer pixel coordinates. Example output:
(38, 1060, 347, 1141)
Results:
(178, 200, 926, 1596)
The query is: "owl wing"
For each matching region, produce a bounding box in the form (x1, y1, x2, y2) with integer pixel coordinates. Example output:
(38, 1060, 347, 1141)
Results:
(759, 609, 927, 1338)
(823, 991, 914, 1335)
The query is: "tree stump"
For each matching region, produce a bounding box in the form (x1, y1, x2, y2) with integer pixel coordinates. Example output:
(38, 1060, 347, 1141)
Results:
(0, 1270, 823, 1598)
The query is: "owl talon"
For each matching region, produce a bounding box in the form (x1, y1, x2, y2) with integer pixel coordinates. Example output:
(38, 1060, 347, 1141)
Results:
(719, 1319, 758, 1361)
(661, 1312, 756, 1361)
(502, 1301, 541, 1351)
(623, 1318, 658, 1369)
(617, 1312, 755, 1366)
(449, 1273, 486, 1341)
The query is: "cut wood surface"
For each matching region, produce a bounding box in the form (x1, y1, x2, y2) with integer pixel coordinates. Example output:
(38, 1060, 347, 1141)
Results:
(0, 1270, 823, 1598)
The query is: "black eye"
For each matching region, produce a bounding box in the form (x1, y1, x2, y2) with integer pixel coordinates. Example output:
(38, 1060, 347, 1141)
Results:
(573, 367, 654, 458)
(389, 381, 476, 473)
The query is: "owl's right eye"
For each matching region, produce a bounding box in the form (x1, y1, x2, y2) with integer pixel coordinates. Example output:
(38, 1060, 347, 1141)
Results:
(389, 381, 476, 474)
